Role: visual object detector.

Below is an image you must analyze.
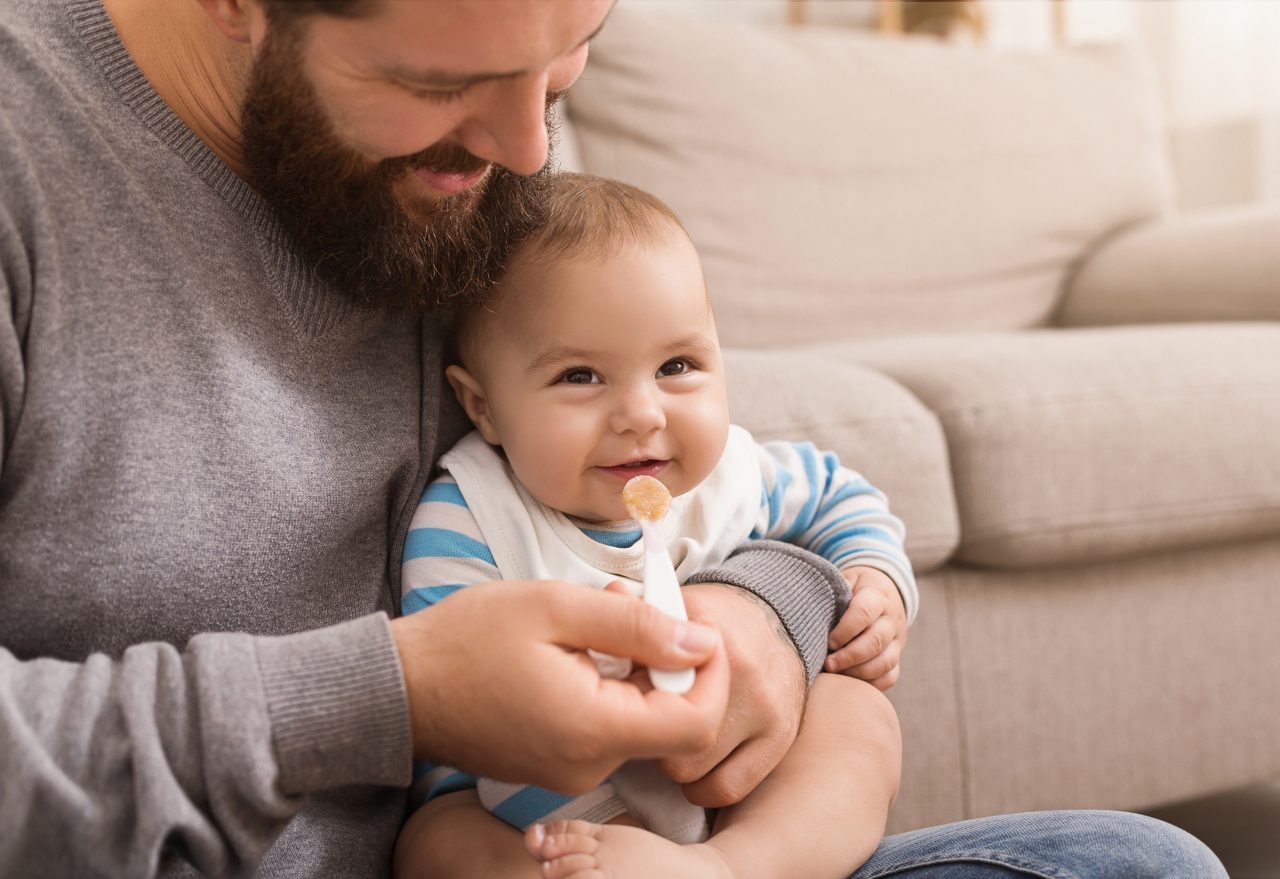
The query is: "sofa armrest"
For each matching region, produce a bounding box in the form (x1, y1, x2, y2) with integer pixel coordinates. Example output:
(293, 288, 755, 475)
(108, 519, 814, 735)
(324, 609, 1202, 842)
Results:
(1056, 206, 1280, 327)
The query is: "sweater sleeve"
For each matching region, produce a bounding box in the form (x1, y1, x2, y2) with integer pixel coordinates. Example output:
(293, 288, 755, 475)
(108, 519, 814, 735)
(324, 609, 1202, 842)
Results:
(685, 540, 849, 686)
(0, 616, 411, 877)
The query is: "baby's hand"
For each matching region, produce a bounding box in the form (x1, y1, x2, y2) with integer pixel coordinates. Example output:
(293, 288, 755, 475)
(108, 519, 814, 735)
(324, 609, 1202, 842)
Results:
(825, 567, 907, 691)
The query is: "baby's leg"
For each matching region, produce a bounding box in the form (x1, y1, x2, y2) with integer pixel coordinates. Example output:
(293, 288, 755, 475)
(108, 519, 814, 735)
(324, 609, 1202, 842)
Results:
(394, 789, 545, 879)
(706, 674, 901, 878)
(395, 789, 727, 879)
(525, 674, 901, 879)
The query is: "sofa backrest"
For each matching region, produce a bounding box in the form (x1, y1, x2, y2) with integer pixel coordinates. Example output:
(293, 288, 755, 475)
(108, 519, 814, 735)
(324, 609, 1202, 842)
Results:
(564, 5, 1174, 348)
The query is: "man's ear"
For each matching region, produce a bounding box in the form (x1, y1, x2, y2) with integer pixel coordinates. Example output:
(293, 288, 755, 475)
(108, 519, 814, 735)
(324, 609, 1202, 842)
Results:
(191, 0, 260, 43)
(445, 365, 502, 446)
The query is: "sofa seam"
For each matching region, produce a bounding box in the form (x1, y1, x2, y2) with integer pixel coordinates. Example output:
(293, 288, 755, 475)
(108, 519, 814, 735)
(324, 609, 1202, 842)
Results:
(961, 498, 1280, 545)
(749, 413, 944, 433)
(929, 382, 1280, 418)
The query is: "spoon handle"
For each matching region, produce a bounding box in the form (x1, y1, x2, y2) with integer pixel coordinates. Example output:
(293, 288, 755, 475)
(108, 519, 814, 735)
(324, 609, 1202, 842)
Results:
(639, 521, 696, 695)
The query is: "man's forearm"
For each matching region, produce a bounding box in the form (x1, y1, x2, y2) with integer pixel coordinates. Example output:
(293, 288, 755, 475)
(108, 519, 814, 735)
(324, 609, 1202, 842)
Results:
(0, 613, 410, 876)
(686, 540, 850, 684)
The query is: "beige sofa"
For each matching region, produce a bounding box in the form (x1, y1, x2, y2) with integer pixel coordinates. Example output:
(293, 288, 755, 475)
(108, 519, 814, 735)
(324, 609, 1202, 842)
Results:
(561, 5, 1280, 834)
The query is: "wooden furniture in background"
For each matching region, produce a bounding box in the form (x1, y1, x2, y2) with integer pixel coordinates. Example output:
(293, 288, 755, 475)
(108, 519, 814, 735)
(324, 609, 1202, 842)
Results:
(786, 0, 1069, 47)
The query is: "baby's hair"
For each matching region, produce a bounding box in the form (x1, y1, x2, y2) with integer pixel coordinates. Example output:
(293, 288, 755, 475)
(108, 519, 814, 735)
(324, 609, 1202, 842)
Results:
(508, 172, 688, 267)
(454, 173, 693, 370)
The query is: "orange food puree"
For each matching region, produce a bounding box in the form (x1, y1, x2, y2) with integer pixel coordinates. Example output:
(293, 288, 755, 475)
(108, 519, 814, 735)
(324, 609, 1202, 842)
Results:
(622, 475, 671, 522)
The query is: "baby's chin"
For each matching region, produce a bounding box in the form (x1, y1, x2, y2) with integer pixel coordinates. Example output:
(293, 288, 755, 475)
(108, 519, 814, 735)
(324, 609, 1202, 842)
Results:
(566, 504, 631, 525)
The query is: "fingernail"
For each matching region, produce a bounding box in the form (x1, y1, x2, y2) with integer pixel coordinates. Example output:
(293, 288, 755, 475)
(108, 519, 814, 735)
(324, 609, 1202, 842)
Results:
(531, 823, 546, 846)
(677, 621, 718, 653)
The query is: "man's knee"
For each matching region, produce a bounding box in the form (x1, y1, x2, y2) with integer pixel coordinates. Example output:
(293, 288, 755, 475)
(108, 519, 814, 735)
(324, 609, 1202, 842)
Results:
(1095, 812, 1226, 879)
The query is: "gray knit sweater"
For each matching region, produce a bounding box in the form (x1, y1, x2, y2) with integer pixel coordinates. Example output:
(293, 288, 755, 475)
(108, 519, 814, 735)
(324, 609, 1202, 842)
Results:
(0, 2, 847, 876)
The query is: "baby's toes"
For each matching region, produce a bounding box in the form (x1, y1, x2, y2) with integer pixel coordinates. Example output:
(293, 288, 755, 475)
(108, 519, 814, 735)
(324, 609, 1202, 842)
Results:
(525, 819, 603, 862)
(541, 852, 604, 879)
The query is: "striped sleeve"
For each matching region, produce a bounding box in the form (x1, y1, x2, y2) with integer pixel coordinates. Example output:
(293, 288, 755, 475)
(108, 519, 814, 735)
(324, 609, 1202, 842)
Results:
(400, 473, 497, 808)
(750, 441, 918, 623)
(401, 474, 501, 616)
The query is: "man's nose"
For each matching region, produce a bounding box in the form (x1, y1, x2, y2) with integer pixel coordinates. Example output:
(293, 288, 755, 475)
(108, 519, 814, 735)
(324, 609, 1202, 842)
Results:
(454, 75, 554, 177)
(609, 385, 667, 436)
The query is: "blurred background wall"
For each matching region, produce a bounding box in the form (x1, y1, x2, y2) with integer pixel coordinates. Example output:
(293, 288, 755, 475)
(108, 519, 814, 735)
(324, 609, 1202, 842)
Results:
(636, 0, 1280, 212)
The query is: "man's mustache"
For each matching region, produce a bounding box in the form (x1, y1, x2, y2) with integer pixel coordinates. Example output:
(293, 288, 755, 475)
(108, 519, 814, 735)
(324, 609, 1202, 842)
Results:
(386, 142, 490, 177)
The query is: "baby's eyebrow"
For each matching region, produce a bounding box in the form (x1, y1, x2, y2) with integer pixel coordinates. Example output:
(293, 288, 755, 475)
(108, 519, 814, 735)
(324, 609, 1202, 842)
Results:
(526, 335, 717, 372)
(667, 334, 717, 353)
(527, 346, 601, 372)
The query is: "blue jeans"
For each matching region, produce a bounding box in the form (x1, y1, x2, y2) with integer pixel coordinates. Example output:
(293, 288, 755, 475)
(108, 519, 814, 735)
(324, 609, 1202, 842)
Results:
(850, 811, 1226, 878)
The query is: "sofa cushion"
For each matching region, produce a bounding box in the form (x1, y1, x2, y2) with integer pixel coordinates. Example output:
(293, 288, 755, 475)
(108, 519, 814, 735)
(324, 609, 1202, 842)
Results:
(723, 349, 959, 572)
(1059, 205, 1280, 327)
(567, 5, 1172, 348)
(814, 324, 1280, 568)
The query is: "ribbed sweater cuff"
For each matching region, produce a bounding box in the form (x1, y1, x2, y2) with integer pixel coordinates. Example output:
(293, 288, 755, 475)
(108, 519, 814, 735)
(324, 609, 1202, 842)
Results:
(254, 613, 411, 794)
(686, 541, 850, 685)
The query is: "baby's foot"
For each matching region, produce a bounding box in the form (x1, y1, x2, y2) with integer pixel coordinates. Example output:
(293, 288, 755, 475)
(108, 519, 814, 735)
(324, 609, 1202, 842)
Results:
(524, 819, 735, 879)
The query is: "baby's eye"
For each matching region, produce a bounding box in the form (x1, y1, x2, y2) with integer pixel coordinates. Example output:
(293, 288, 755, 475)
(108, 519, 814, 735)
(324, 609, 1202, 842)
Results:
(657, 358, 694, 377)
(559, 367, 600, 385)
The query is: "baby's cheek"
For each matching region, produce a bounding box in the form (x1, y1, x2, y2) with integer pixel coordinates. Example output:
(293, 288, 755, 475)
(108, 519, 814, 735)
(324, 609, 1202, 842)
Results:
(510, 437, 589, 511)
(685, 409, 731, 487)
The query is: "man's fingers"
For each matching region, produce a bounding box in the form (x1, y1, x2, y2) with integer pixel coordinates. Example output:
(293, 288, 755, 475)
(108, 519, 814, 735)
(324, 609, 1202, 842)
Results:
(658, 713, 741, 787)
(590, 637, 730, 757)
(544, 582, 721, 670)
(828, 589, 886, 649)
(603, 579, 637, 598)
(677, 734, 788, 808)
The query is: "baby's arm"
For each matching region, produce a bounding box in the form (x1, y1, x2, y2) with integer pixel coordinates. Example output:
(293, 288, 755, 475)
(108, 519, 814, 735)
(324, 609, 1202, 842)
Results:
(398, 476, 508, 874)
(754, 441, 916, 689)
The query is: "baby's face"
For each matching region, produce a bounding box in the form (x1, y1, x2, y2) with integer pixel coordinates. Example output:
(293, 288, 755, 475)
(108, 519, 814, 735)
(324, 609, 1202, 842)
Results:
(459, 231, 730, 522)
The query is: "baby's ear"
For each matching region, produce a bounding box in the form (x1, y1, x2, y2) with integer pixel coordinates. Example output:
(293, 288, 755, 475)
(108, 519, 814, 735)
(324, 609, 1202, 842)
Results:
(445, 364, 502, 445)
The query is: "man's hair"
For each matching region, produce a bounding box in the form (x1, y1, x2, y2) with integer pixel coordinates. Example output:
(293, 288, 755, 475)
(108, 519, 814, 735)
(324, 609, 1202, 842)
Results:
(453, 173, 694, 370)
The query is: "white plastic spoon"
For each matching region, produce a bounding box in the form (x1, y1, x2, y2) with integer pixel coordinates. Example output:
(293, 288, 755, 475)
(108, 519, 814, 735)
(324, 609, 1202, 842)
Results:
(622, 475, 695, 695)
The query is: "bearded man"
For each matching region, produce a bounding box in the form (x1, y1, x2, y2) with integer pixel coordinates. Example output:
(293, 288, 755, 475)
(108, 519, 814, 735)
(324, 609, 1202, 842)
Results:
(0, 0, 849, 874)
(0, 1, 1228, 878)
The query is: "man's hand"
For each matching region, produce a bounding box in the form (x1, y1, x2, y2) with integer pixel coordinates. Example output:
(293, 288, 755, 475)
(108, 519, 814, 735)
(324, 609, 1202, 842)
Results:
(656, 582, 806, 809)
(391, 580, 728, 795)
(825, 567, 908, 691)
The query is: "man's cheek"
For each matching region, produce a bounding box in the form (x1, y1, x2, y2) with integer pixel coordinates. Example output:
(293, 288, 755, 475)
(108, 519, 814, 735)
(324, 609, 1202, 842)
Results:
(319, 90, 454, 163)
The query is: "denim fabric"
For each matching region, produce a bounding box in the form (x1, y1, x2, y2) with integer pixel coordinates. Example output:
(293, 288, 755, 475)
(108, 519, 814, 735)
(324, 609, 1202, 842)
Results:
(853, 811, 1226, 878)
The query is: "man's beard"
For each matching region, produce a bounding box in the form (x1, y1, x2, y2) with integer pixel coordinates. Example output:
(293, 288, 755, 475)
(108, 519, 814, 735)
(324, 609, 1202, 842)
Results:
(240, 23, 553, 315)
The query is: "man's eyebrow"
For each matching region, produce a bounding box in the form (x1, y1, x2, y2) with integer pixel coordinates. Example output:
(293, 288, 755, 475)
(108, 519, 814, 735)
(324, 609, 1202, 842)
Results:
(384, 8, 613, 90)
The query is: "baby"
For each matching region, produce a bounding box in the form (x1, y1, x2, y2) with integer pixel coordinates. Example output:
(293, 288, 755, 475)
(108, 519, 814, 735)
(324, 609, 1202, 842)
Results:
(394, 174, 916, 879)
